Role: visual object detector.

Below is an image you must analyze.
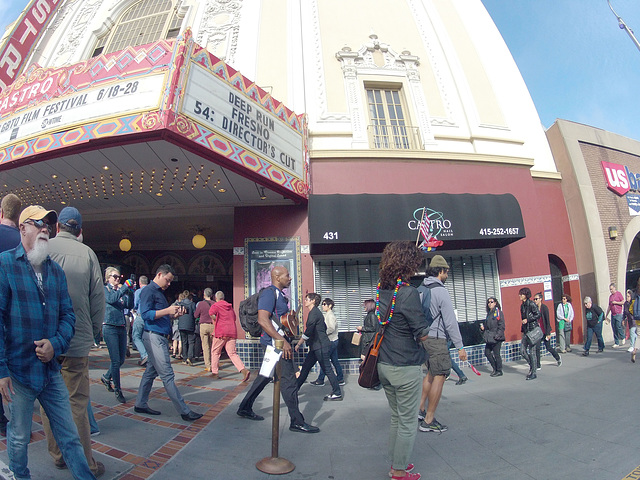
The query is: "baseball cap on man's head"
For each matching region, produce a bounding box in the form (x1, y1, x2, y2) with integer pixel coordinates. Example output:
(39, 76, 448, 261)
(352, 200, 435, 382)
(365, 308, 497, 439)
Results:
(429, 254, 450, 269)
(19, 205, 57, 225)
(58, 206, 82, 228)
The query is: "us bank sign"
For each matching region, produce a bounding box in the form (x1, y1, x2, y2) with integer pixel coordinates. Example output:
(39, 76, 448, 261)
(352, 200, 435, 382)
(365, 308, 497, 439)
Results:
(601, 160, 640, 216)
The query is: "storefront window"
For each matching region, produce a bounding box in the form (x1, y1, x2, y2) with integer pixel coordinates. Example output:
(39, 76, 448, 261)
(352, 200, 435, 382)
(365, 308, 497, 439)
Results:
(314, 253, 500, 332)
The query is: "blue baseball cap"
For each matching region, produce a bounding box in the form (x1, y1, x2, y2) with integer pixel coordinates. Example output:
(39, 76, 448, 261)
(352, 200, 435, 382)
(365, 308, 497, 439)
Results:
(58, 206, 82, 228)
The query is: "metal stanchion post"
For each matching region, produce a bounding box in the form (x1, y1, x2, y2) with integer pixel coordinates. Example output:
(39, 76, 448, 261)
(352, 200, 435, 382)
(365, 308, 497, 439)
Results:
(256, 339, 295, 474)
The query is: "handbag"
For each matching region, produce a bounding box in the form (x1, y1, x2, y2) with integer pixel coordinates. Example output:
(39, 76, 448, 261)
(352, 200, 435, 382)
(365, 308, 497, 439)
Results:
(526, 325, 543, 344)
(358, 327, 385, 388)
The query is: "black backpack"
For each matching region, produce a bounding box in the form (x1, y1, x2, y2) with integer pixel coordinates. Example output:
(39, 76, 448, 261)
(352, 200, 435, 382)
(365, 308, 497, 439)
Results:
(417, 283, 444, 328)
(238, 288, 267, 337)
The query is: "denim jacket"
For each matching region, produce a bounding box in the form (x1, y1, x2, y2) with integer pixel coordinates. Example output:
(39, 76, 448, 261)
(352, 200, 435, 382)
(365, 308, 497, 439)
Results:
(104, 284, 131, 326)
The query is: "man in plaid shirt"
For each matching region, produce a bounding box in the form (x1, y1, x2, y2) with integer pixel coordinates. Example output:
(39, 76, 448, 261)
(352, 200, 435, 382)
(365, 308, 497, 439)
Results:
(0, 205, 96, 480)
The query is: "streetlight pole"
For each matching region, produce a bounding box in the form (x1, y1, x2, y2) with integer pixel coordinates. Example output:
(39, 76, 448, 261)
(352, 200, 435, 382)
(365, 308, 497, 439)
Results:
(607, 0, 640, 53)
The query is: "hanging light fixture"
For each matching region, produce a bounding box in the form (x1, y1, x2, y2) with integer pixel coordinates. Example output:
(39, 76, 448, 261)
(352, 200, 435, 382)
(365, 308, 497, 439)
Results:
(192, 226, 207, 249)
(119, 231, 132, 252)
(255, 182, 267, 200)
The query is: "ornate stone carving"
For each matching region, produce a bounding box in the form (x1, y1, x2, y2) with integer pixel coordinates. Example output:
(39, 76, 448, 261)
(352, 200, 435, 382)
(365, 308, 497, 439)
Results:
(336, 33, 433, 145)
(54, 0, 105, 65)
(196, 0, 242, 63)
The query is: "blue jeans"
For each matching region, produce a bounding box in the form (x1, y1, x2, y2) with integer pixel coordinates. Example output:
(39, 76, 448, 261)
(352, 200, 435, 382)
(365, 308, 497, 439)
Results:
(585, 322, 605, 351)
(612, 314, 624, 345)
(87, 402, 99, 435)
(8, 374, 96, 479)
(131, 316, 147, 360)
(136, 331, 190, 415)
(448, 340, 466, 379)
(316, 339, 343, 383)
(103, 324, 127, 390)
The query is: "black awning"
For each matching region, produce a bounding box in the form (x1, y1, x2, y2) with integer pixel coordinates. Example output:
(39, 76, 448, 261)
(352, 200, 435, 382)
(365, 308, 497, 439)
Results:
(308, 193, 525, 254)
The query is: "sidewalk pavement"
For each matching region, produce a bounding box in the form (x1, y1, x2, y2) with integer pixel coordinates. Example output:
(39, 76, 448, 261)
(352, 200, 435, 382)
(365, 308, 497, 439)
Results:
(0, 344, 638, 480)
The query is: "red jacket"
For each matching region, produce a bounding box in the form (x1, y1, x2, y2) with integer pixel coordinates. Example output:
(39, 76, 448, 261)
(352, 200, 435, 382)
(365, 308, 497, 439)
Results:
(209, 300, 238, 338)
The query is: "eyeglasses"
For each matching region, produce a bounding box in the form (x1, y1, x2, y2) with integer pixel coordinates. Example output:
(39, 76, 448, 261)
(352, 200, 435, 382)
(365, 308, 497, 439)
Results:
(24, 219, 51, 229)
(487, 300, 495, 304)
(109, 274, 120, 279)
(322, 303, 327, 306)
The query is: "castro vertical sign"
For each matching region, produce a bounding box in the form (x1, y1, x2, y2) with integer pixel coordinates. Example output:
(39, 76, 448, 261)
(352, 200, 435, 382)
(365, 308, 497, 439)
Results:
(181, 63, 303, 180)
(0, 0, 61, 92)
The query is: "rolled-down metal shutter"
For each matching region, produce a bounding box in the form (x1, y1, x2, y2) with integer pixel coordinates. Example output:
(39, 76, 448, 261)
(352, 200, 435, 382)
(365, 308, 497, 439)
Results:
(313, 253, 499, 331)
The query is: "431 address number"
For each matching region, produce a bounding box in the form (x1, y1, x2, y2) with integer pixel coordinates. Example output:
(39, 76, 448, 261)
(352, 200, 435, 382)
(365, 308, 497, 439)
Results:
(323, 231, 338, 240)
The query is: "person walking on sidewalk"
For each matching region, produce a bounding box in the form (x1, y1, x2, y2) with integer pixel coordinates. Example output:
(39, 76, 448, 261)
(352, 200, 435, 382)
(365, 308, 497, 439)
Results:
(480, 296, 505, 377)
(606, 283, 626, 348)
(417, 255, 467, 434)
(134, 264, 202, 422)
(101, 267, 133, 404)
(237, 265, 319, 433)
(295, 292, 342, 401)
(132, 276, 149, 366)
(0, 205, 97, 480)
(534, 293, 562, 369)
(583, 296, 605, 356)
(195, 288, 215, 372)
(555, 294, 574, 353)
(519, 287, 541, 380)
(208, 291, 250, 382)
(310, 298, 344, 387)
(43, 207, 106, 477)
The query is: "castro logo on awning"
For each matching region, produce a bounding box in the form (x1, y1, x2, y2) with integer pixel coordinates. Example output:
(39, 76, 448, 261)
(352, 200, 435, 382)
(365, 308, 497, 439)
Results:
(601, 160, 640, 197)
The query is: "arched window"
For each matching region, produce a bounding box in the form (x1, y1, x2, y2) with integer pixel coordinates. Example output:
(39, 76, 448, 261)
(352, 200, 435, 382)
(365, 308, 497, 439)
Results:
(92, 0, 182, 57)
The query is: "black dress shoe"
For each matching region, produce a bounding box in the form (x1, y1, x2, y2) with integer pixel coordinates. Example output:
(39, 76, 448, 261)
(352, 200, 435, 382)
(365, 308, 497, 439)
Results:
(289, 422, 320, 433)
(181, 411, 203, 421)
(237, 410, 264, 421)
(526, 373, 537, 380)
(134, 406, 161, 416)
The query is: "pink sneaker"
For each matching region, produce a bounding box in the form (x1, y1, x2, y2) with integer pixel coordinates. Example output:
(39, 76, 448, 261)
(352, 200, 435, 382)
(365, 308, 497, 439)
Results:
(391, 472, 420, 480)
(389, 464, 414, 478)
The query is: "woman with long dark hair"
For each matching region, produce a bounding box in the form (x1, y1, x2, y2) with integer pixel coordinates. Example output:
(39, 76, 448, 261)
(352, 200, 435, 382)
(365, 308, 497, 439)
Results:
(519, 287, 541, 380)
(376, 241, 429, 480)
(480, 296, 505, 377)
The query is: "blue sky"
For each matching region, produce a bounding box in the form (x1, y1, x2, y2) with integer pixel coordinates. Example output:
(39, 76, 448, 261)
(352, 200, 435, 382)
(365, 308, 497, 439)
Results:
(2, 0, 640, 141)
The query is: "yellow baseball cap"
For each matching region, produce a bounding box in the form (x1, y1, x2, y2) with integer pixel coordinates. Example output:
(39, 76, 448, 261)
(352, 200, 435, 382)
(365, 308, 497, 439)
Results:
(19, 205, 57, 225)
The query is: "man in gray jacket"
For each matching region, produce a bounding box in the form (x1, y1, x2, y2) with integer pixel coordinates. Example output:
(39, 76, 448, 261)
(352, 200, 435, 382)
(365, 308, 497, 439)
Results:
(41, 207, 105, 477)
(417, 255, 467, 434)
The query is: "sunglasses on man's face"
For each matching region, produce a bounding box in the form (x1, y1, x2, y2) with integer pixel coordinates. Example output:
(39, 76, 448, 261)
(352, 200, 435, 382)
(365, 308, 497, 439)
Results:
(24, 219, 51, 229)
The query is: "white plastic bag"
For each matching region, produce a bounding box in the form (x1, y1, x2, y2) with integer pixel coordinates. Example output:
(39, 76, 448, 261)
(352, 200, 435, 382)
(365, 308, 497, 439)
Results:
(259, 344, 283, 378)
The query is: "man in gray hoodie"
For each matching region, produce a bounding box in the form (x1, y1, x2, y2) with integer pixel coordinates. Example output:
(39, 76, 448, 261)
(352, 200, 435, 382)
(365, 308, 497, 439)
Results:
(417, 255, 467, 434)
(41, 207, 105, 477)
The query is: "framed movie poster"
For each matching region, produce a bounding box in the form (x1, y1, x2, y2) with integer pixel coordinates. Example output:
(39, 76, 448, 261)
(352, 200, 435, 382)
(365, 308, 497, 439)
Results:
(244, 237, 302, 334)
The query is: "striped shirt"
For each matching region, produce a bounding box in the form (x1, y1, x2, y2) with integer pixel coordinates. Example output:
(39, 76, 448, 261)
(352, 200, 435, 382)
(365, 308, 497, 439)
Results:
(0, 244, 76, 392)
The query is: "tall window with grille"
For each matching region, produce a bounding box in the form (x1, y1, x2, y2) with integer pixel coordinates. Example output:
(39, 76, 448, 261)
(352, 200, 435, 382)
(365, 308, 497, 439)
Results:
(366, 86, 418, 150)
(92, 0, 183, 57)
